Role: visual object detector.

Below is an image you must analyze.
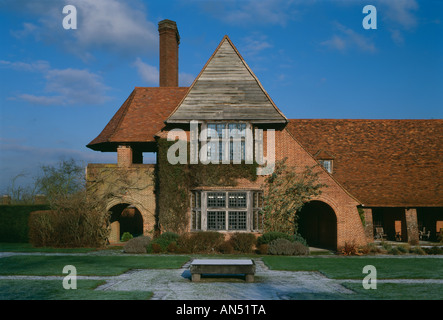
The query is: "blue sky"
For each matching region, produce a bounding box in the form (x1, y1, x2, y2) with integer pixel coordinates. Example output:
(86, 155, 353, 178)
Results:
(0, 0, 442, 192)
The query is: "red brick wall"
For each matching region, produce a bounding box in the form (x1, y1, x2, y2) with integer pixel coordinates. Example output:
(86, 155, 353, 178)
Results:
(274, 128, 367, 249)
(167, 126, 368, 249)
(117, 145, 133, 167)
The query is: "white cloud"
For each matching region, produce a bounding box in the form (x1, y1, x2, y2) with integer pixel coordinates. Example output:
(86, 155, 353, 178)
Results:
(198, 0, 299, 27)
(17, 94, 63, 106)
(179, 72, 195, 87)
(320, 35, 347, 52)
(0, 60, 50, 72)
(7, 0, 158, 60)
(44, 68, 110, 105)
(0, 141, 117, 191)
(380, 0, 419, 29)
(240, 35, 273, 57)
(389, 29, 405, 45)
(132, 58, 195, 87)
(133, 58, 159, 85)
(72, 0, 158, 56)
(321, 23, 376, 53)
(10, 22, 38, 39)
(2, 60, 110, 106)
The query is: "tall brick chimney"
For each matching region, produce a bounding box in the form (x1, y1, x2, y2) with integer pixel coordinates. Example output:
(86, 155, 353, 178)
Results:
(158, 19, 180, 87)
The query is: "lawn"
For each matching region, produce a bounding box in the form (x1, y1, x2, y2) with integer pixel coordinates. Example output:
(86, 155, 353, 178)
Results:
(0, 280, 152, 300)
(0, 244, 442, 300)
(262, 256, 443, 279)
(0, 255, 191, 276)
(0, 253, 190, 300)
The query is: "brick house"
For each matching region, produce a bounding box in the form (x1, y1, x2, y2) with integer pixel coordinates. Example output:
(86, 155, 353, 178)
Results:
(86, 20, 443, 249)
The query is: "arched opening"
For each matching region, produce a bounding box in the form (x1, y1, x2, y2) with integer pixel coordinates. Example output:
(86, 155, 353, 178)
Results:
(108, 203, 144, 242)
(298, 200, 337, 250)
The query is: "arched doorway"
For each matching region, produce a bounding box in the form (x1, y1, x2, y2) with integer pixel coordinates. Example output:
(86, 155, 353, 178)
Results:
(108, 203, 144, 243)
(298, 200, 337, 250)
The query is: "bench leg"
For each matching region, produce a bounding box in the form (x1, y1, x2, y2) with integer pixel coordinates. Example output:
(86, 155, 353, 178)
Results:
(191, 273, 201, 282)
(245, 274, 254, 283)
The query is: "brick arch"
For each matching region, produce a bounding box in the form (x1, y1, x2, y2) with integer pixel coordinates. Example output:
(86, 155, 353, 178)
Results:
(298, 200, 337, 250)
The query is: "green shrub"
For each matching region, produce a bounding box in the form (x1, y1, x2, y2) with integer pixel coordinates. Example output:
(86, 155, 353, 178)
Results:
(121, 232, 133, 242)
(291, 233, 308, 247)
(159, 231, 180, 242)
(424, 246, 443, 255)
(359, 243, 382, 255)
(268, 238, 309, 255)
(0, 205, 49, 243)
(28, 191, 108, 248)
(177, 231, 224, 253)
(150, 243, 162, 253)
(167, 241, 178, 253)
(257, 232, 292, 246)
(397, 245, 409, 254)
(148, 231, 180, 253)
(380, 241, 392, 251)
(410, 246, 426, 255)
(229, 233, 256, 253)
(218, 241, 234, 254)
(123, 236, 151, 254)
(257, 244, 269, 255)
(388, 247, 401, 255)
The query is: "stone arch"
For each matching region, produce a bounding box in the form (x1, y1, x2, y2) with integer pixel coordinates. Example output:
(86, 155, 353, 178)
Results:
(107, 203, 144, 242)
(105, 197, 156, 240)
(298, 200, 337, 250)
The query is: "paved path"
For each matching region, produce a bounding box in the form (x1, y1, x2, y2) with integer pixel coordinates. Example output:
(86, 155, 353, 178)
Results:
(96, 259, 356, 300)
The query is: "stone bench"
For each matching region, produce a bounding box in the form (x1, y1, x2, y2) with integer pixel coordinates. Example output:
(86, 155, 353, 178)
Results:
(190, 259, 256, 282)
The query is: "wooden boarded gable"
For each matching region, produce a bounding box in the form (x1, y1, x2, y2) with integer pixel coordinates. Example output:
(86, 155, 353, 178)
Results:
(166, 36, 287, 123)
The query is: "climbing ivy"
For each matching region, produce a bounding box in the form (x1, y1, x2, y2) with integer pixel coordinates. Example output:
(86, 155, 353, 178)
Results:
(156, 139, 258, 233)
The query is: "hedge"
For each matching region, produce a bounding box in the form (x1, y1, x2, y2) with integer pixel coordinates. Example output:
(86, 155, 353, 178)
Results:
(0, 205, 49, 243)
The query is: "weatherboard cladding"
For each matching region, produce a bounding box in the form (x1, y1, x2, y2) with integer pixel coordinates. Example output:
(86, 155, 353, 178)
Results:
(166, 37, 287, 123)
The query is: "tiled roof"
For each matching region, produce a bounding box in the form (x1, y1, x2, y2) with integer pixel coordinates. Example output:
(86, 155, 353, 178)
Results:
(87, 87, 442, 207)
(87, 87, 188, 151)
(287, 119, 443, 207)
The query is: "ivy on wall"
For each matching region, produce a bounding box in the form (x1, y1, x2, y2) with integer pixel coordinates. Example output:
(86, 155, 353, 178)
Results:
(156, 138, 258, 233)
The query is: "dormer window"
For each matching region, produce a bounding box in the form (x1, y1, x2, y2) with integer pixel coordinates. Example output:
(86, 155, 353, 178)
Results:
(314, 149, 335, 174)
(319, 159, 333, 173)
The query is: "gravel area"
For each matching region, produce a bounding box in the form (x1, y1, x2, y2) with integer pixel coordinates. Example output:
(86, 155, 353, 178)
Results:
(94, 259, 355, 300)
